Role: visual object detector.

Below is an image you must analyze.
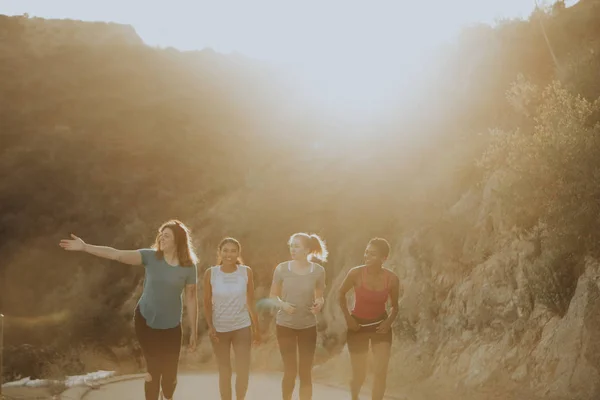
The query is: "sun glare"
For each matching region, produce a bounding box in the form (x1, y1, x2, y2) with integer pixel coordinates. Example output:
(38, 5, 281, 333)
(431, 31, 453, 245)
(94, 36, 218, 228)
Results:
(2, 0, 552, 115)
(283, 40, 436, 118)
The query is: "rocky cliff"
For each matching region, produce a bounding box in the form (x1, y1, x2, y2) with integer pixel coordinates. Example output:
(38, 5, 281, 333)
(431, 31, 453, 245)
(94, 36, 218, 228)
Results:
(319, 184, 600, 399)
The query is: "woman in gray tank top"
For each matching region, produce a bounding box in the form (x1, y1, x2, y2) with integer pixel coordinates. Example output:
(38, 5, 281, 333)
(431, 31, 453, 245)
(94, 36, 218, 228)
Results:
(60, 220, 199, 400)
(269, 232, 327, 400)
(203, 237, 260, 400)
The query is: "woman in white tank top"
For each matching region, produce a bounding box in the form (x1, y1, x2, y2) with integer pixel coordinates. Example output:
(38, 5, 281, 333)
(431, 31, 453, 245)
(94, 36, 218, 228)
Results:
(203, 237, 260, 400)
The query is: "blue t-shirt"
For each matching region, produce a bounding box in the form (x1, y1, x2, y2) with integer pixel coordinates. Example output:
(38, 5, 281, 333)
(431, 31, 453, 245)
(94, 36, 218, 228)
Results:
(136, 249, 198, 329)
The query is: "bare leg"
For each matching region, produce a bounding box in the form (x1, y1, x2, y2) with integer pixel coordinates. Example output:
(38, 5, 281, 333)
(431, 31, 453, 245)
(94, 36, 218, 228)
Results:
(371, 333, 392, 400)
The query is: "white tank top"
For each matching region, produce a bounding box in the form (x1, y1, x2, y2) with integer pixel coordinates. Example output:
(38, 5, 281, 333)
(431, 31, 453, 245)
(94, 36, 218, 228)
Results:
(210, 265, 252, 333)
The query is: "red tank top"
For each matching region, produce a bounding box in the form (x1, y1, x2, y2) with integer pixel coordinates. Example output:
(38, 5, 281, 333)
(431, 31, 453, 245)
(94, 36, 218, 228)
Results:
(351, 267, 390, 320)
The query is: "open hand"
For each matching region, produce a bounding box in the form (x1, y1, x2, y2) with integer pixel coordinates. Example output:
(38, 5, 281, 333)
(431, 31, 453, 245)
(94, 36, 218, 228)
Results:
(59, 234, 86, 251)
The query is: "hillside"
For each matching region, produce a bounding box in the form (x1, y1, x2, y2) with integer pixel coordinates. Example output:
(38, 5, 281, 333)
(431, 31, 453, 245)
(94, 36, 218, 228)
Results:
(3, 2, 600, 398)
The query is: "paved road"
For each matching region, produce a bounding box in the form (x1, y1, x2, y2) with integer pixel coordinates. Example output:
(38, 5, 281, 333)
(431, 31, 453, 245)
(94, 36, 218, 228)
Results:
(82, 372, 395, 399)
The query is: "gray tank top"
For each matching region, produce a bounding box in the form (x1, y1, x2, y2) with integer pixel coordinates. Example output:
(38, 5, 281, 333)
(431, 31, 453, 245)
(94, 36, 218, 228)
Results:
(272, 261, 326, 329)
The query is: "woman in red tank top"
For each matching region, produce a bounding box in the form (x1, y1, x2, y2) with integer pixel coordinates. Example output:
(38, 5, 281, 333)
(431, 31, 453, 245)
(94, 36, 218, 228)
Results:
(338, 238, 400, 400)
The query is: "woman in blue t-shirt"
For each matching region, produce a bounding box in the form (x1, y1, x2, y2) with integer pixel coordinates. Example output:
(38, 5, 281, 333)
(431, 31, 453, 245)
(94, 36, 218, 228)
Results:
(60, 219, 198, 400)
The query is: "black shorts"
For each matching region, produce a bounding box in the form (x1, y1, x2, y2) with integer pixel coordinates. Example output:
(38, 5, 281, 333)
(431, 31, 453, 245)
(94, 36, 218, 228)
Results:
(346, 314, 392, 353)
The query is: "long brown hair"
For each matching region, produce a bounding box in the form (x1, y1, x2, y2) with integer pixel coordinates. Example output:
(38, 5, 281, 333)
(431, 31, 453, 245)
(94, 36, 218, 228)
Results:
(217, 237, 244, 265)
(289, 232, 328, 263)
(151, 219, 197, 267)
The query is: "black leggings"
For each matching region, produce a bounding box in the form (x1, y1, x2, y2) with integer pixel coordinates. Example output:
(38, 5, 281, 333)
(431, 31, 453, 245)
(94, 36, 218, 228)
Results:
(276, 324, 318, 400)
(134, 307, 182, 400)
(346, 315, 392, 400)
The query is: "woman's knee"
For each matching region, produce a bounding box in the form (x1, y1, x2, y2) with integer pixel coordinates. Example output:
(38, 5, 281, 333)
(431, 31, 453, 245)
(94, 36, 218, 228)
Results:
(350, 357, 368, 379)
(284, 362, 298, 377)
(218, 362, 233, 376)
(298, 366, 312, 381)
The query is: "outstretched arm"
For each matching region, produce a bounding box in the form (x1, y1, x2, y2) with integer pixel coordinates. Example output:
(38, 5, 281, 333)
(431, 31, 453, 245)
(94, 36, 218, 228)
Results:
(59, 234, 142, 266)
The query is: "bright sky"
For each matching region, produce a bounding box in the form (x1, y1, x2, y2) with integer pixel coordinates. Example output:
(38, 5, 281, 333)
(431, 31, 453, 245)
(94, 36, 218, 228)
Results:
(1, 0, 580, 112)
(2, 1, 546, 60)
